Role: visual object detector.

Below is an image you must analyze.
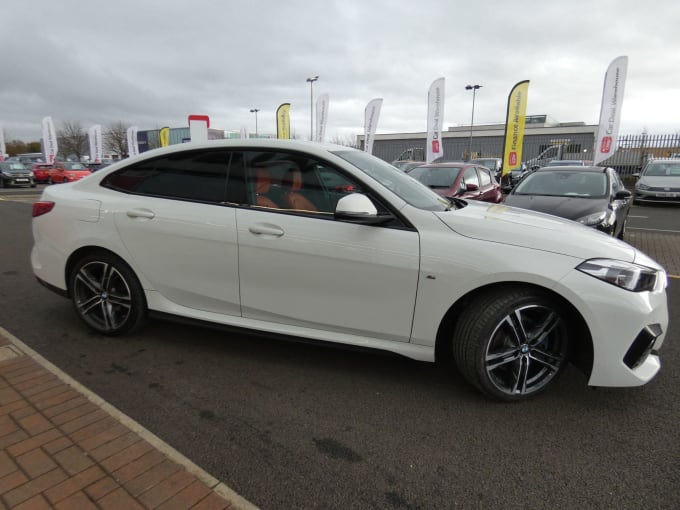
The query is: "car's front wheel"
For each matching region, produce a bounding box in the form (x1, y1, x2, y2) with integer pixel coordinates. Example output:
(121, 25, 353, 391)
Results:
(453, 288, 569, 401)
(69, 251, 147, 335)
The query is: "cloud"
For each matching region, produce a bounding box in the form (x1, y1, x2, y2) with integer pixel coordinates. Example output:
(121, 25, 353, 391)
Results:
(2, 0, 679, 142)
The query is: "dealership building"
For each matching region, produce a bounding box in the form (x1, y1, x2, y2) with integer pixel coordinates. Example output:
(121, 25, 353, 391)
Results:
(360, 115, 598, 165)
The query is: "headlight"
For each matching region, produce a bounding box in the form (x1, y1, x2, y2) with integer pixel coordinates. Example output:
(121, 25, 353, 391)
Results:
(577, 210, 614, 227)
(636, 183, 650, 190)
(577, 259, 663, 292)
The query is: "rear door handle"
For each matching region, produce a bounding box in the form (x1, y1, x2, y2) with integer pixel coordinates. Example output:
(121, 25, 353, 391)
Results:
(126, 209, 155, 219)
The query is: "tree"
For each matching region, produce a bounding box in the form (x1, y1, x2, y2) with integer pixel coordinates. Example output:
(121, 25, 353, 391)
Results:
(57, 121, 88, 161)
(4, 139, 42, 156)
(104, 121, 128, 158)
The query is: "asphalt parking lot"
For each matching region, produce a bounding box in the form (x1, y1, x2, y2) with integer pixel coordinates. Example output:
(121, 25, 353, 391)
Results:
(1, 189, 678, 509)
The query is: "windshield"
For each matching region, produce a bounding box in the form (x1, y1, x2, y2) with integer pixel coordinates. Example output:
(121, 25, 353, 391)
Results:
(408, 166, 462, 188)
(513, 171, 608, 198)
(644, 162, 680, 177)
(332, 150, 450, 211)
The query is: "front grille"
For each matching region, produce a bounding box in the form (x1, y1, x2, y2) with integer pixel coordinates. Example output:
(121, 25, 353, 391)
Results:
(624, 324, 663, 369)
(646, 186, 680, 192)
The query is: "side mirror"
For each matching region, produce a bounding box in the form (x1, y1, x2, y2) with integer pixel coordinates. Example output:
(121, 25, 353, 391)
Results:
(614, 189, 633, 200)
(632, 172, 640, 178)
(465, 183, 479, 192)
(335, 193, 394, 225)
(501, 185, 513, 194)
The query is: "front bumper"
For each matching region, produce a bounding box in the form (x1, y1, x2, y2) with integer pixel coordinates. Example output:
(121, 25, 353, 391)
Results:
(635, 189, 680, 204)
(2, 175, 35, 187)
(557, 268, 668, 387)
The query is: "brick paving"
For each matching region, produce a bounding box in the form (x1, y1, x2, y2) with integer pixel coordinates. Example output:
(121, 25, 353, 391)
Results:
(625, 229, 680, 277)
(0, 332, 256, 510)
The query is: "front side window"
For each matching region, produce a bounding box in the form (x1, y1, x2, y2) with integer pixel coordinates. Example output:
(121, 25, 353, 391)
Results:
(463, 167, 480, 188)
(477, 167, 492, 186)
(243, 151, 370, 214)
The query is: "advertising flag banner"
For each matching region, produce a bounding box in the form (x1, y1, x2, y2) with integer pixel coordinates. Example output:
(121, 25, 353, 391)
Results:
(88, 124, 102, 164)
(363, 98, 383, 154)
(426, 77, 445, 163)
(501, 80, 530, 176)
(42, 116, 58, 164)
(276, 103, 291, 139)
(159, 127, 170, 147)
(126, 126, 139, 158)
(593, 56, 628, 165)
(316, 94, 329, 143)
(0, 126, 5, 161)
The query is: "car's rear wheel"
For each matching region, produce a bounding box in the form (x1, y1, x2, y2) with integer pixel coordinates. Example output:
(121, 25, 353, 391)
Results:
(70, 252, 147, 336)
(453, 288, 569, 401)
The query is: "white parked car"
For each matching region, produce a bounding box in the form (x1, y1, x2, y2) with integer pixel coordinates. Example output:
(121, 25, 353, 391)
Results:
(31, 140, 669, 401)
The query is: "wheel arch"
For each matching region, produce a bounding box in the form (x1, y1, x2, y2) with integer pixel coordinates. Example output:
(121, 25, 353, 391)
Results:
(64, 246, 139, 298)
(434, 281, 594, 378)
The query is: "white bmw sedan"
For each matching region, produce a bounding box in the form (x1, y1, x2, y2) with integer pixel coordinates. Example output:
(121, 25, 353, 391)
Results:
(31, 140, 668, 401)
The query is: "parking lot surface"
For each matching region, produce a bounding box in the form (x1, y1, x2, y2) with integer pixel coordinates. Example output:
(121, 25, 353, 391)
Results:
(0, 193, 678, 509)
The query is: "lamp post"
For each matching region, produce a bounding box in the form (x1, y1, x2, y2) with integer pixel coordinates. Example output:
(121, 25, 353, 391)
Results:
(465, 84, 482, 161)
(306, 75, 319, 141)
(249, 108, 259, 137)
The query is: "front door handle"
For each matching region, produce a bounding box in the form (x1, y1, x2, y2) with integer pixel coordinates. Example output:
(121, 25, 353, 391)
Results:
(248, 224, 284, 237)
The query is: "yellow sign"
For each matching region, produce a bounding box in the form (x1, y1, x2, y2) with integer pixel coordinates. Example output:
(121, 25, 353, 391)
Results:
(159, 127, 170, 147)
(276, 103, 291, 139)
(502, 81, 530, 176)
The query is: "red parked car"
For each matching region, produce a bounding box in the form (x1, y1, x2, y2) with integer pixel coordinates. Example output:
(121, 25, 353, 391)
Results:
(48, 162, 92, 184)
(407, 163, 503, 203)
(32, 163, 54, 184)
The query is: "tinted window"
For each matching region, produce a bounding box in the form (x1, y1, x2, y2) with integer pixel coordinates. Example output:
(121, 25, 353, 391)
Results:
(101, 150, 233, 204)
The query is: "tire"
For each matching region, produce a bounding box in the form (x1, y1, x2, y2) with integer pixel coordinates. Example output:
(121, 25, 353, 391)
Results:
(69, 251, 147, 336)
(47, 177, 53, 185)
(452, 288, 569, 402)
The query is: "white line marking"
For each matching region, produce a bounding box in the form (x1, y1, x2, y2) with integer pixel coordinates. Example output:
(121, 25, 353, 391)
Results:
(628, 227, 680, 234)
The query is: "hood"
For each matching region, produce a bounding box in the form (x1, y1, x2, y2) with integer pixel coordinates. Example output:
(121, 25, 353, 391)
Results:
(502, 194, 608, 220)
(434, 201, 636, 262)
(638, 176, 680, 189)
(1, 167, 31, 175)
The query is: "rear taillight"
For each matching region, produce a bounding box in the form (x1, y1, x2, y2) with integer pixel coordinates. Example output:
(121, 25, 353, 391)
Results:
(32, 201, 55, 217)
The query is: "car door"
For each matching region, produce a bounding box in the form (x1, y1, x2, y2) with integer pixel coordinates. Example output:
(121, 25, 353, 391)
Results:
(235, 150, 420, 343)
(102, 149, 242, 316)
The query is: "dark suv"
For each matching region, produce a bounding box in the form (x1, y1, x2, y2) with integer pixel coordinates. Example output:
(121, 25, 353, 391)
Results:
(0, 162, 36, 188)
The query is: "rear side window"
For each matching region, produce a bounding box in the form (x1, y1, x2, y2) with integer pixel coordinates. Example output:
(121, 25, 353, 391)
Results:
(101, 150, 241, 204)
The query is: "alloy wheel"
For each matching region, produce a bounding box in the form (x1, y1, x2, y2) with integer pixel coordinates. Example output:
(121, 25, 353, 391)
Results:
(484, 304, 567, 396)
(72, 261, 133, 332)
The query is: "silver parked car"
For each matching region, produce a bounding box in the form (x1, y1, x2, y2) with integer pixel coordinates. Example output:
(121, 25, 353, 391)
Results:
(634, 159, 680, 204)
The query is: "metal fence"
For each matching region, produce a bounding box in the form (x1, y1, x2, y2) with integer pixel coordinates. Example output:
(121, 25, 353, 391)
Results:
(372, 132, 680, 175)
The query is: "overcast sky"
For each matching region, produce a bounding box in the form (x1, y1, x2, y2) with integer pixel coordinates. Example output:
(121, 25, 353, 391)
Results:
(2, 0, 679, 143)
